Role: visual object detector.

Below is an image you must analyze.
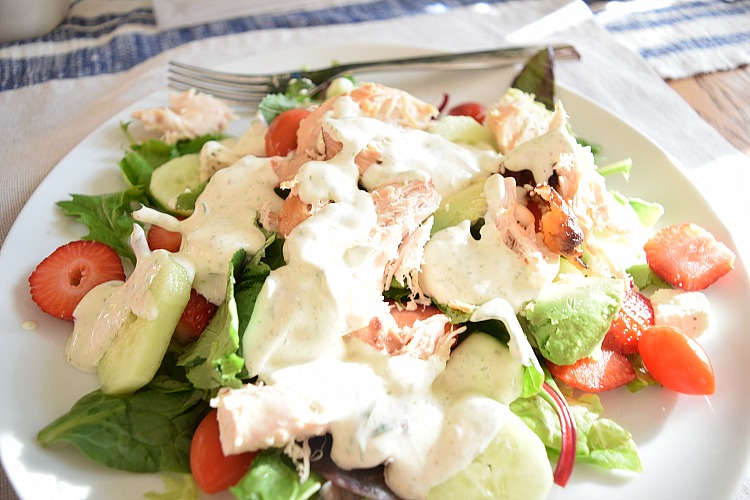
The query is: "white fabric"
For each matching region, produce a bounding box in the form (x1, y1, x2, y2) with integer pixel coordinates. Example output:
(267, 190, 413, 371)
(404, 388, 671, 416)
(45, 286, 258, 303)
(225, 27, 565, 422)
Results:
(152, 0, 373, 29)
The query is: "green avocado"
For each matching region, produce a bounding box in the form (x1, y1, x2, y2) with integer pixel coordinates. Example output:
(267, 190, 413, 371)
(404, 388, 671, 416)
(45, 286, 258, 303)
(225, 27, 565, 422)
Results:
(522, 274, 624, 366)
(431, 180, 487, 235)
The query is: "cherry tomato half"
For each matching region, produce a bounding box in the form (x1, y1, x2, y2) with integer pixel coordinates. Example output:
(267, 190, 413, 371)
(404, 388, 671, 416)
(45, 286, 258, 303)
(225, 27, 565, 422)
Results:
(639, 325, 715, 395)
(265, 108, 312, 157)
(447, 101, 487, 124)
(190, 409, 258, 494)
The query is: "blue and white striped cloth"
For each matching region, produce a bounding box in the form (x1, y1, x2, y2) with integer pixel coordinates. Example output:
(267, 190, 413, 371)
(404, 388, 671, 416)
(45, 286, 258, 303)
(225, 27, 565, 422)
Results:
(1, 0, 748, 92)
(591, 0, 750, 78)
(0, 0, 508, 91)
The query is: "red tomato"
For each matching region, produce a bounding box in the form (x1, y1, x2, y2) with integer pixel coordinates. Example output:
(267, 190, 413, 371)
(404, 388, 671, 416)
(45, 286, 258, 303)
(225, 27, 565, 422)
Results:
(190, 409, 258, 494)
(146, 224, 182, 253)
(447, 101, 487, 124)
(639, 325, 715, 395)
(265, 108, 312, 157)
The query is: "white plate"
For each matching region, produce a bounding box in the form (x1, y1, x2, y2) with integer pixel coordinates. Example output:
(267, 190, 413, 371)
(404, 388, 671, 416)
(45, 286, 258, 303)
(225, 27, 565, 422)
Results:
(1, 44, 749, 500)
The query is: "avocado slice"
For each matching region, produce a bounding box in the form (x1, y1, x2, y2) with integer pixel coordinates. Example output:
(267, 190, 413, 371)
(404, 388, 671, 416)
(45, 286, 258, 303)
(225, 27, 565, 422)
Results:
(522, 274, 624, 366)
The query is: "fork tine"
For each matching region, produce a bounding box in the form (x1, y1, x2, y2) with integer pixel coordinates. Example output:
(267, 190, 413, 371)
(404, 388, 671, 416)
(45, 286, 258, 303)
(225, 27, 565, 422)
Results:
(168, 68, 274, 94)
(166, 78, 269, 107)
(167, 60, 277, 106)
(167, 73, 272, 96)
(168, 60, 273, 85)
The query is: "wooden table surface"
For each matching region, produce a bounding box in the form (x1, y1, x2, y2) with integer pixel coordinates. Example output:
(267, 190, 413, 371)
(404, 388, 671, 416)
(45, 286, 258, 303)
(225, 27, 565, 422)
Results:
(668, 64, 750, 157)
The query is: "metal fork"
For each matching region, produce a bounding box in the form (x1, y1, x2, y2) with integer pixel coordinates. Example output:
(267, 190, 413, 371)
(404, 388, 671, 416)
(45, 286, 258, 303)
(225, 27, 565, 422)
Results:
(167, 44, 579, 106)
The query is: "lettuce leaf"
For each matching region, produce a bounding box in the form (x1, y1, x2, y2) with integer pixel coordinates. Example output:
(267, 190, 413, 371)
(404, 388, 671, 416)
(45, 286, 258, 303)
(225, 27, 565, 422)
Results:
(511, 389, 642, 472)
(144, 474, 199, 500)
(230, 450, 322, 500)
(56, 186, 146, 263)
(258, 78, 318, 124)
(121, 127, 225, 170)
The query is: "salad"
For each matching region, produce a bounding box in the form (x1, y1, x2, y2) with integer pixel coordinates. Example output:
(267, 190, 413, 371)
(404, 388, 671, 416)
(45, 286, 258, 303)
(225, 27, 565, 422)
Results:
(25, 51, 735, 499)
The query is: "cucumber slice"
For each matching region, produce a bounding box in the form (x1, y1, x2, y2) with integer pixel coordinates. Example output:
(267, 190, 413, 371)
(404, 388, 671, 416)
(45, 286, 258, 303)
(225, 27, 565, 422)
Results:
(434, 332, 524, 405)
(149, 153, 201, 216)
(428, 411, 553, 500)
(97, 251, 192, 394)
(431, 115, 496, 147)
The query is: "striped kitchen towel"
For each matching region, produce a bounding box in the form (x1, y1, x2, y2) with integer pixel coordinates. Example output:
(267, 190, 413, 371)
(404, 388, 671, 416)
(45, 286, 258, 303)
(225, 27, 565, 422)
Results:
(591, 0, 750, 79)
(0, 0, 507, 92)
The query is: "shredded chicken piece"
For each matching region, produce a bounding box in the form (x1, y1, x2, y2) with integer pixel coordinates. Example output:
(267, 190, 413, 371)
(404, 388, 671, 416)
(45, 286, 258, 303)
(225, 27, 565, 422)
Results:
(132, 89, 235, 144)
(485, 87, 554, 154)
(274, 82, 438, 184)
(346, 304, 459, 361)
(489, 175, 556, 270)
(370, 180, 441, 295)
(213, 382, 330, 455)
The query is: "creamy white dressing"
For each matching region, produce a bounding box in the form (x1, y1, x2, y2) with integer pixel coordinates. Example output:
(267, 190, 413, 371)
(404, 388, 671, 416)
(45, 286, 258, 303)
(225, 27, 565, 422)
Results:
(221, 93, 516, 498)
(66, 225, 195, 372)
(321, 96, 500, 197)
(421, 174, 559, 312)
(220, 336, 503, 499)
(67, 281, 124, 372)
(213, 90, 573, 499)
(501, 103, 577, 184)
(200, 113, 268, 181)
(359, 123, 501, 197)
(134, 155, 282, 304)
(242, 149, 389, 377)
(471, 298, 543, 373)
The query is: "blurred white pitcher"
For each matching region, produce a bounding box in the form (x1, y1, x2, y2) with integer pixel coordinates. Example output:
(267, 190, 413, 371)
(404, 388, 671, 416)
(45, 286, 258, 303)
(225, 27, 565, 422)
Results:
(0, 0, 70, 44)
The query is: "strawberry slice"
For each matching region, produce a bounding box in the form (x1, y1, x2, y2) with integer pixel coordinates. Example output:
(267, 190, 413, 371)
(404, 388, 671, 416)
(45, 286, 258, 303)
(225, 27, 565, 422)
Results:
(29, 240, 126, 321)
(546, 349, 636, 393)
(174, 289, 218, 344)
(147, 224, 182, 253)
(644, 223, 735, 291)
(602, 287, 654, 355)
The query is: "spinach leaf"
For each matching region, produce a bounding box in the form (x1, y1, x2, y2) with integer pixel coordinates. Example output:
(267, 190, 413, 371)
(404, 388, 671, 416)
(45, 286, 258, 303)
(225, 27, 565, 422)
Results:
(178, 250, 246, 391)
(119, 151, 158, 207)
(512, 46, 556, 111)
(235, 235, 285, 337)
(56, 186, 146, 263)
(382, 278, 413, 302)
(37, 373, 209, 473)
(173, 180, 208, 212)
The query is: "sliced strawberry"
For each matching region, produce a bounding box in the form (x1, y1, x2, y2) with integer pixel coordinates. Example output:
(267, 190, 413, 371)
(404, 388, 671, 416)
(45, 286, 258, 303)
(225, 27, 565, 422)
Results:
(29, 240, 126, 321)
(546, 349, 636, 393)
(147, 224, 182, 253)
(644, 223, 735, 291)
(602, 287, 654, 355)
(174, 289, 218, 344)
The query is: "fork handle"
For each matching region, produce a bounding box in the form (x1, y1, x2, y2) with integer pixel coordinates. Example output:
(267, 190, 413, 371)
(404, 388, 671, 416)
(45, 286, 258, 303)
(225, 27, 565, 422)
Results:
(297, 44, 579, 81)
